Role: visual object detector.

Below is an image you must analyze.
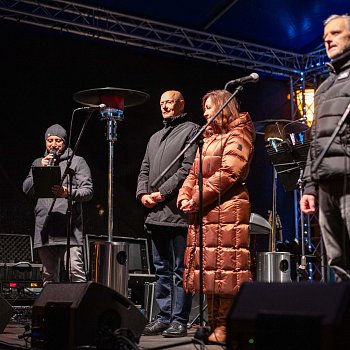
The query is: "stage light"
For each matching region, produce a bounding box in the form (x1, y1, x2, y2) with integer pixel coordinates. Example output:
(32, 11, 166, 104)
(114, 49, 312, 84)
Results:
(295, 88, 315, 127)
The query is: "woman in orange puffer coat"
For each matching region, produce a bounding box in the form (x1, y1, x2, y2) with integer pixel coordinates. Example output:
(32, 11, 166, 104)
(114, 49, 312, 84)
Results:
(177, 89, 255, 342)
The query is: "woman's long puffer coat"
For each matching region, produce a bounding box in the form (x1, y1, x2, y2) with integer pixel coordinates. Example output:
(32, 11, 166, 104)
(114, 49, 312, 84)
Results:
(177, 112, 255, 295)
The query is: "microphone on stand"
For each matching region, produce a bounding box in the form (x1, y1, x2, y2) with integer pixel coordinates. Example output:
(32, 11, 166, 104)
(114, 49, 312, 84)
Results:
(225, 73, 260, 88)
(75, 103, 107, 111)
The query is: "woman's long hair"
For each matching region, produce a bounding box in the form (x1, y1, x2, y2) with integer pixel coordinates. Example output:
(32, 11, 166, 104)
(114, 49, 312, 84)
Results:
(202, 89, 240, 136)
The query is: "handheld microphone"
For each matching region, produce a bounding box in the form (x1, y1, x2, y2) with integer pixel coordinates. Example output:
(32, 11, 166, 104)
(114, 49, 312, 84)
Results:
(48, 148, 59, 166)
(226, 73, 259, 86)
(76, 103, 107, 111)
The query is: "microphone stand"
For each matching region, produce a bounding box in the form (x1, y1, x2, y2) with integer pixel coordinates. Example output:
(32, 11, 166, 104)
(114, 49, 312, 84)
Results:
(43, 110, 92, 282)
(297, 167, 308, 277)
(151, 84, 243, 343)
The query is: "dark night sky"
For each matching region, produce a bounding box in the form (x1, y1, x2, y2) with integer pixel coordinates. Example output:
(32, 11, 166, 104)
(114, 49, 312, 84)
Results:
(0, 21, 296, 243)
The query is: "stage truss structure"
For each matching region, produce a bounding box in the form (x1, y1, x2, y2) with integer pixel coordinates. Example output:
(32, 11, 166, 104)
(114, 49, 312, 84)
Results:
(0, 0, 328, 79)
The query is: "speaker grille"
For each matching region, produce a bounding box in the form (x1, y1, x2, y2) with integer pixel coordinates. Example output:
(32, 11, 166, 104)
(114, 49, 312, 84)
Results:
(0, 234, 33, 263)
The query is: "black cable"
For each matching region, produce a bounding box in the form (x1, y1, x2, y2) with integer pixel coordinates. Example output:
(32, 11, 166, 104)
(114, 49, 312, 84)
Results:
(96, 328, 140, 350)
(341, 125, 350, 278)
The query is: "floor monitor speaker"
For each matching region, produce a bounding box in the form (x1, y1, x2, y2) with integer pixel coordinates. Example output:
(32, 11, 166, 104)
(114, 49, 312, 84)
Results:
(0, 296, 14, 333)
(31, 281, 147, 349)
(226, 282, 350, 350)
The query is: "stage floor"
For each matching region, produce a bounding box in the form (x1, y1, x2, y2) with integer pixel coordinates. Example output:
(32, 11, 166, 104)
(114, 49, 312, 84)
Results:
(0, 323, 225, 350)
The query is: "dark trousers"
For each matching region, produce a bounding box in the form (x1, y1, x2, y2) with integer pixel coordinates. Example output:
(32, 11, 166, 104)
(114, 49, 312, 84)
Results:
(149, 225, 192, 325)
(319, 180, 350, 281)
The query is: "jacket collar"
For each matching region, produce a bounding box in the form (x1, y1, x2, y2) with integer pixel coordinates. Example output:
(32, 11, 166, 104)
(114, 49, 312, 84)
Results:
(326, 49, 350, 74)
(163, 113, 189, 128)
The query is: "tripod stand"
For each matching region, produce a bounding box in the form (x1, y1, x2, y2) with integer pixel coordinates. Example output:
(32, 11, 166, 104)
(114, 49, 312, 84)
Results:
(188, 298, 208, 328)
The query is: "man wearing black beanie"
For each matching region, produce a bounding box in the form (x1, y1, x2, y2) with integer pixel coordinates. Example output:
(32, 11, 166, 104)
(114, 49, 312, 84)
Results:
(23, 124, 93, 284)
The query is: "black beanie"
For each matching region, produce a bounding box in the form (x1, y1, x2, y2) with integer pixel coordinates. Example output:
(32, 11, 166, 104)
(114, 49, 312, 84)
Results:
(45, 124, 67, 144)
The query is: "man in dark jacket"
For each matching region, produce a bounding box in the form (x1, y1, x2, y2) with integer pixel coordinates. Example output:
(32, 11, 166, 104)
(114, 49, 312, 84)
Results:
(136, 90, 198, 337)
(23, 124, 93, 285)
(300, 14, 350, 281)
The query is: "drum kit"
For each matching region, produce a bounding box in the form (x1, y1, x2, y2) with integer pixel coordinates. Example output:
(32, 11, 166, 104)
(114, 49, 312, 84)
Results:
(254, 118, 309, 144)
(73, 87, 150, 296)
(252, 118, 311, 282)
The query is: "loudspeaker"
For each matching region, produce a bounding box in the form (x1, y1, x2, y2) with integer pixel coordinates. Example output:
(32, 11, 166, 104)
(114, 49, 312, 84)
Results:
(226, 282, 350, 350)
(0, 296, 14, 333)
(31, 282, 147, 349)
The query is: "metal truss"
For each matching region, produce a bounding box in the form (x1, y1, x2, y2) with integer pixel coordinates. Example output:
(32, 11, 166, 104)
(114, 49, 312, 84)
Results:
(293, 189, 326, 281)
(0, 0, 328, 78)
(287, 75, 327, 281)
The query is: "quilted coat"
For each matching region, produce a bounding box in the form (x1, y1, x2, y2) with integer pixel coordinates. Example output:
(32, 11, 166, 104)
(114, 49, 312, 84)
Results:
(177, 112, 255, 295)
(303, 51, 350, 197)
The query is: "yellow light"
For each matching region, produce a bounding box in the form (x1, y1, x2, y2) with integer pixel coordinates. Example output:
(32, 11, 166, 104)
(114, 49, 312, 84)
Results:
(96, 203, 105, 217)
(295, 89, 314, 127)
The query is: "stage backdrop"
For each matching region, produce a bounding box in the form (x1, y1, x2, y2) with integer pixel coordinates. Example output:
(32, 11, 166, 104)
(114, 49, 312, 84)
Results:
(0, 22, 295, 244)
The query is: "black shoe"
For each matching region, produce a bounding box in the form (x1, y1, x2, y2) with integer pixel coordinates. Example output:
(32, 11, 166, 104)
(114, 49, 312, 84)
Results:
(142, 320, 169, 336)
(162, 322, 187, 338)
